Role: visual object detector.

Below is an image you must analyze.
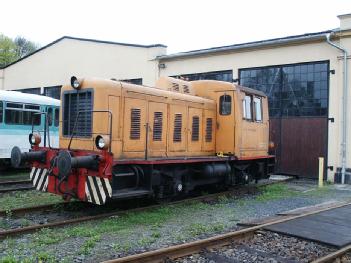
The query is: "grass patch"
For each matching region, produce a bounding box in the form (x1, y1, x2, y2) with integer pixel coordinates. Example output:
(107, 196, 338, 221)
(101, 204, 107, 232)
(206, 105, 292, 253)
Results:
(255, 183, 297, 202)
(0, 191, 62, 210)
(303, 185, 332, 197)
(80, 235, 101, 255)
(186, 222, 225, 236)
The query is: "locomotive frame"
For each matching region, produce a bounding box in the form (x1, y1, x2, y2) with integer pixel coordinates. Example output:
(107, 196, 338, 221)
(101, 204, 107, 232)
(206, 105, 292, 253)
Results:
(12, 77, 275, 205)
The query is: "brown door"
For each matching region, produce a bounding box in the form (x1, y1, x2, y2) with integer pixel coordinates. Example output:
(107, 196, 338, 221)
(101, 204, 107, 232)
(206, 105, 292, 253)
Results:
(270, 117, 328, 178)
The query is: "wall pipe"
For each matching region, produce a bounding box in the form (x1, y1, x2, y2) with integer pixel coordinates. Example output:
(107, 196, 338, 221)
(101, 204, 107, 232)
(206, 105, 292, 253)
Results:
(326, 33, 348, 184)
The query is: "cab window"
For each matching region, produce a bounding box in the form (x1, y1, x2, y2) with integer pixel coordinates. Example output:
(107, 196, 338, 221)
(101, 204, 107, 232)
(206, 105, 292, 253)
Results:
(243, 95, 252, 120)
(219, 95, 231, 115)
(254, 97, 262, 122)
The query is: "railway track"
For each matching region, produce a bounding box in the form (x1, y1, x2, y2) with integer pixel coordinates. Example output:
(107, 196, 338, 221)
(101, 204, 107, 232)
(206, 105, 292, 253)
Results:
(0, 179, 282, 239)
(101, 201, 351, 263)
(0, 179, 33, 193)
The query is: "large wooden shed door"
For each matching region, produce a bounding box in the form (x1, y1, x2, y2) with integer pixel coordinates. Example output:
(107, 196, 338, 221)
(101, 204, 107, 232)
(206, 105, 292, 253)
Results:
(240, 61, 329, 178)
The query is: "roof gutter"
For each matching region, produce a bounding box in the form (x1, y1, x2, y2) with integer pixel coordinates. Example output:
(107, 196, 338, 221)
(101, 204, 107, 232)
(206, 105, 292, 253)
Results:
(158, 32, 330, 61)
(326, 32, 348, 184)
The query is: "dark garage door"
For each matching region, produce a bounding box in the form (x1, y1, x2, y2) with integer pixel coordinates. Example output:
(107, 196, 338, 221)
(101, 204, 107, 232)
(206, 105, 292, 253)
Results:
(240, 61, 329, 178)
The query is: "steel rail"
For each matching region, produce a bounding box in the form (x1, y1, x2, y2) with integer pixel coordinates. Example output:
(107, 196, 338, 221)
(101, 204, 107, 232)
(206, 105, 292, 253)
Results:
(312, 244, 351, 263)
(0, 202, 76, 217)
(0, 186, 33, 194)
(102, 201, 351, 263)
(0, 180, 281, 238)
(0, 179, 31, 186)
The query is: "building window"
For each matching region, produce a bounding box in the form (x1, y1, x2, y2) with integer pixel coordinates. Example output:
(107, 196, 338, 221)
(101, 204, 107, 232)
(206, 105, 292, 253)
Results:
(239, 61, 329, 117)
(44, 86, 61, 100)
(19, 88, 41, 95)
(172, 70, 233, 82)
(219, 95, 232, 115)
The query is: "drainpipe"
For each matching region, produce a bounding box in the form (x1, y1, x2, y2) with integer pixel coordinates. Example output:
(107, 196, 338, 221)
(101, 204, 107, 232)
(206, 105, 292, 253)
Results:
(326, 33, 348, 184)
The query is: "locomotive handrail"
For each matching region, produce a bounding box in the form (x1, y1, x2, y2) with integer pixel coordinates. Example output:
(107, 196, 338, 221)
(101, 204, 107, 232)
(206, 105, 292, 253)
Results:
(31, 112, 51, 148)
(68, 110, 113, 153)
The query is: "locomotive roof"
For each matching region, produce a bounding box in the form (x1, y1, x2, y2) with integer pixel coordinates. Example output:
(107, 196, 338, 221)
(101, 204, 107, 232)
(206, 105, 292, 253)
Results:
(0, 90, 60, 106)
(236, 85, 267, 97)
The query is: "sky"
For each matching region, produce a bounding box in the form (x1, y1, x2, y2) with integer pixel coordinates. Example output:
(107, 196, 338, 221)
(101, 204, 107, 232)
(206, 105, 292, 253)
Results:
(0, 0, 350, 54)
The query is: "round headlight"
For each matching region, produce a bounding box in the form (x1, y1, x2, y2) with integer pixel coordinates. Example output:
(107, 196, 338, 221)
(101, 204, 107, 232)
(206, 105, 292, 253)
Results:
(98, 137, 105, 149)
(29, 133, 41, 146)
(70, 76, 82, 90)
(73, 80, 80, 89)
(95, 135, 110, 150)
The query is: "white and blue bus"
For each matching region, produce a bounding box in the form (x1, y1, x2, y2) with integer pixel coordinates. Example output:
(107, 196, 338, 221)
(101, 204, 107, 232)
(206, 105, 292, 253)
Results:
(0, 90, 60, 167)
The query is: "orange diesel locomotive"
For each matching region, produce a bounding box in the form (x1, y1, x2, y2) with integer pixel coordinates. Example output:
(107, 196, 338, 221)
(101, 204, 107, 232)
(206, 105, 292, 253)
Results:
(11, 77, 274, 205)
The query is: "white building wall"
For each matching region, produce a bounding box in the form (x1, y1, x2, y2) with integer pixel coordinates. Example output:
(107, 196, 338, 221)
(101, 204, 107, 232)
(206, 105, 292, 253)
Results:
(3, 38, 166, 90)
(159, 40, 348, 181)
(0, 69, 3, 90)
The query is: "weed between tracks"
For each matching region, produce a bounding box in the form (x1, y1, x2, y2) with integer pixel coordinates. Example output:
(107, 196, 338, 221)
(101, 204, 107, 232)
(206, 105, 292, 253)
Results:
(0, 182, 343, 262)
(0, 191, 62, 210)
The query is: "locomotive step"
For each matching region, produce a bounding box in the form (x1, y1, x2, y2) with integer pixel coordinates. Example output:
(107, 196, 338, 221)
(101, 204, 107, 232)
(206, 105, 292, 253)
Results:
(113, 172, 135, 177)
(112, 189, 151, 199)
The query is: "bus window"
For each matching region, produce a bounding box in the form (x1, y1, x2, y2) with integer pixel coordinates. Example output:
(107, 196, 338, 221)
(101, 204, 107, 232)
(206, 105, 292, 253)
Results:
(0, 101, 3, 123)
(5, 102, 41, 125)
(54, 108, 59, 127)
(5, 109, 22, 124)
(47, 108, 53, 126)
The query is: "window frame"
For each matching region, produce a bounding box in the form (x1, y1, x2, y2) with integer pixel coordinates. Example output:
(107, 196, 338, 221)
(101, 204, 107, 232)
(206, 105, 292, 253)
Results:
(0, 101, 3, 123)
(219, 94, 232, 116)
(4, 102, 41, 126)
(242, 94, 253, 121)
(54, 108, 60, 127)
(253, 96, 263, 122)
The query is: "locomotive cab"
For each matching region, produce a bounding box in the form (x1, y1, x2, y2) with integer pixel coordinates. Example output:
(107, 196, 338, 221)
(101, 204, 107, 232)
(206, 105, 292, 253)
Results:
(11, 76, 274, 205)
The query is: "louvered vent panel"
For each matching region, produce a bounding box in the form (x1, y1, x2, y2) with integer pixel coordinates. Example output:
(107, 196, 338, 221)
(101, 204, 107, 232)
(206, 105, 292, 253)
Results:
(130, 108, 141, 140)
(173, 114, 182, 142)
(183, 85, 190, 94)
(205, 118, 213, 142)
(192, 116, 200, 141)
(172, 83, 180, 92)
(63, 90, 92, 137)
(153, 112, 163, 141)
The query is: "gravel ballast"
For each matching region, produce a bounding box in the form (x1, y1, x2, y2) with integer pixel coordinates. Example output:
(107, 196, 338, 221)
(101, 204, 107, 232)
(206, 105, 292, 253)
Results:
(1, 178, 351, 262)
